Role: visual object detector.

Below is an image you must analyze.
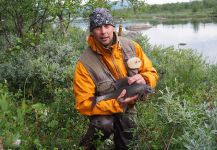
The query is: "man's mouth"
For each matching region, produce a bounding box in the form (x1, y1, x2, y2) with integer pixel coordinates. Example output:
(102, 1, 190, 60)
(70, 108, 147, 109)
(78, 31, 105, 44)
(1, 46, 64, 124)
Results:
(101, 37, 108, 41)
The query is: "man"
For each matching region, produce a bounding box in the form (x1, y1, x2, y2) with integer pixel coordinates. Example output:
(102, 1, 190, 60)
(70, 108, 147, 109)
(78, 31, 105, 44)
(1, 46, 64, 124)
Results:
(73, 8, 158, 150)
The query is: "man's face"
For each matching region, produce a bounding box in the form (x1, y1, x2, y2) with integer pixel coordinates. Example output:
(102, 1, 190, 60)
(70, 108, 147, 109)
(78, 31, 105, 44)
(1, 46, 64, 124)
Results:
(91, 24, 114, 47)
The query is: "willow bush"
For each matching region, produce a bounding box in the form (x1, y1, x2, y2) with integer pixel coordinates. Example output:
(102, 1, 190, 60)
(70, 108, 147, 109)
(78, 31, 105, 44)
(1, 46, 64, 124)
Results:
(0, 27, 88, 149)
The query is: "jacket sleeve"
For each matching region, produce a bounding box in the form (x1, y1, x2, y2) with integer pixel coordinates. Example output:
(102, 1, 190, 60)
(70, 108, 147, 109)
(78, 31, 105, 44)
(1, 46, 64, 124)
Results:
(133, 41, 158, 88)
(73, 61, 123, 116)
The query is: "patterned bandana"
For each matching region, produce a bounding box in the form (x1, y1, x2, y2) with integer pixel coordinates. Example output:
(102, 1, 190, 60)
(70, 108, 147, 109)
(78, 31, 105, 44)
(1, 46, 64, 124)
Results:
(89, 8, 115, 31)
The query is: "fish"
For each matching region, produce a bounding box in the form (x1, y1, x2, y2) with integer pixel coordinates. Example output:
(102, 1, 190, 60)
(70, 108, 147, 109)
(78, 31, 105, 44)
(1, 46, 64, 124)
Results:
(91, 77, 155, 107)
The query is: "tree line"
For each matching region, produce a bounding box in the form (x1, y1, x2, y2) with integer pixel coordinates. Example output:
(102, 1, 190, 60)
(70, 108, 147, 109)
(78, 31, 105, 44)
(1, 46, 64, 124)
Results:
(146, 0, 217, 14)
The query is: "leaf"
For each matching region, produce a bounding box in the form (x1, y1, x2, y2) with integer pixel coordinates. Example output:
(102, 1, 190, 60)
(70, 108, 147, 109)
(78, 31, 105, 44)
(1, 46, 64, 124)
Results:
(0, 93, 9, 112)
(48, 120, 59, 128)
(16, 108, 25, 126)
(21, 100, 28, 111)
(15, 45, 21, 50)
(30, 42, 35, 47)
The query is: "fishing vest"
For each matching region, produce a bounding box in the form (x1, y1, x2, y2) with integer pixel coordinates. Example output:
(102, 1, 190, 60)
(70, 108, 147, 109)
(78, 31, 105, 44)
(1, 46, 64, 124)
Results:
(79, 36, 138, 96)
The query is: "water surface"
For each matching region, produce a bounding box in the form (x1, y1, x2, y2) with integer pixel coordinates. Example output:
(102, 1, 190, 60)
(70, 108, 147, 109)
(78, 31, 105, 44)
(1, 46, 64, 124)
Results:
(140, 22, 217, 64)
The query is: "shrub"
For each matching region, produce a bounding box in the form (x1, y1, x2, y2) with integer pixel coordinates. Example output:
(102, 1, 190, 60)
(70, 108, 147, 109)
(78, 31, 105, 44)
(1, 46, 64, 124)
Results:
(0, 27, 88, 149)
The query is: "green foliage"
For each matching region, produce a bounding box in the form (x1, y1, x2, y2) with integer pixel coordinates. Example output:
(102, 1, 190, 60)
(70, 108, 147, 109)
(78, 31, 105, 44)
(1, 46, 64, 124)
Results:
(203, 0, 217, 9)
(128, 34, 217, 149)
(0, 2, 217, 148)
(127, 0, 147, 14)
(0, 0, 82, 40)
(48, 0, 82, 35)
(0, 83, 27, 148)
(0, 26, 87, 149)
(212, 6, 217, 16)
(114, 0, 217, 19)
(0, 27, 86, 102)
(82, 0, 112, 17)
(132, 87, 217, 149)
(147, 46, 208, 103)
(0, 0, 49, 37)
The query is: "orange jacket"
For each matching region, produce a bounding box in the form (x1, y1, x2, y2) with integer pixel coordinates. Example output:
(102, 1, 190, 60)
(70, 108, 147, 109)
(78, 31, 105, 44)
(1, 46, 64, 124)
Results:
(73, 34, 158, 116)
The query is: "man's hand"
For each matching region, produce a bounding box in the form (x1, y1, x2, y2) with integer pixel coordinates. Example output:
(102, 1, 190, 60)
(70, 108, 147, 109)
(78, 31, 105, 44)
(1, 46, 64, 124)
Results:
(117, 74, 146, 106)
(128, 74, 146, 85)
(117, 89, 138, 106)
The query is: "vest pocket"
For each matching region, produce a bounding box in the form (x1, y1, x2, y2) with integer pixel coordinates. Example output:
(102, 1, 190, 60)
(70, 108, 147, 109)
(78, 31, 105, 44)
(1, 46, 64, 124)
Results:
(96, 80, 115, 96)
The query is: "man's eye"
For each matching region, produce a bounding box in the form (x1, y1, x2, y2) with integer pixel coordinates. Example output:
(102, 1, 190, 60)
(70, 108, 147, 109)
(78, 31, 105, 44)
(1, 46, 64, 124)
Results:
(94, 27, 101, 31)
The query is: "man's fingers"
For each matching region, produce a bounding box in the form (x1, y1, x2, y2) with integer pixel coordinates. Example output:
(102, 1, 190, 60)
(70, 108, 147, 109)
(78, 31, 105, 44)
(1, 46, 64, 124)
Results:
(128, 74, 146, 84)
(137, 78, 146, 84)
(117, 89, 126, 99)
(124, 95, 138, 103)
(121, 95, 139, 105)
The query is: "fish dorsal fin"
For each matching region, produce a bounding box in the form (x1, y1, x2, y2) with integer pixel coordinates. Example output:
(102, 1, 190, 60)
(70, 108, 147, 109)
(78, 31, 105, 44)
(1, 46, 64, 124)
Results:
(114, 77, 129, 89)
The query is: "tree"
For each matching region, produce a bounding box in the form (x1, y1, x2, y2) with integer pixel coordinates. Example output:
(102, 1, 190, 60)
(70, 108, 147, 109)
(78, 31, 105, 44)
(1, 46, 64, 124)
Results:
(0, 0, 51, 37)
(0, 0, 82, 39)
(48, 0, 82, 36)
(82, 0, 112, 17)
(127, 0, 146, 14)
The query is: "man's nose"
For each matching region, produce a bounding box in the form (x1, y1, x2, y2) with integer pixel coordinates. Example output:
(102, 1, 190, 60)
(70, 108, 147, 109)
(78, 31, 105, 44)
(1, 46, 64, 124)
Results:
(101, 25, 107, 33)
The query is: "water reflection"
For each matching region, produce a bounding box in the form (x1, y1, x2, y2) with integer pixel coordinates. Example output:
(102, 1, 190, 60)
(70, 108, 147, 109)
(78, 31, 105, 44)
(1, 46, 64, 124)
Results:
(191, 20, 199, 33)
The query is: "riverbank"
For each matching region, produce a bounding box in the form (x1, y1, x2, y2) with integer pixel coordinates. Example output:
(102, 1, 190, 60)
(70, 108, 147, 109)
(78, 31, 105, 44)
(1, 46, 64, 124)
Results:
(113, 8, 216, 21)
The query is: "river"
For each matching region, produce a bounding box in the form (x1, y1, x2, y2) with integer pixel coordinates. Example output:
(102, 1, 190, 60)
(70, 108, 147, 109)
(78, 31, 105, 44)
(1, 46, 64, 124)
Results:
(72, 18, 217, 64)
